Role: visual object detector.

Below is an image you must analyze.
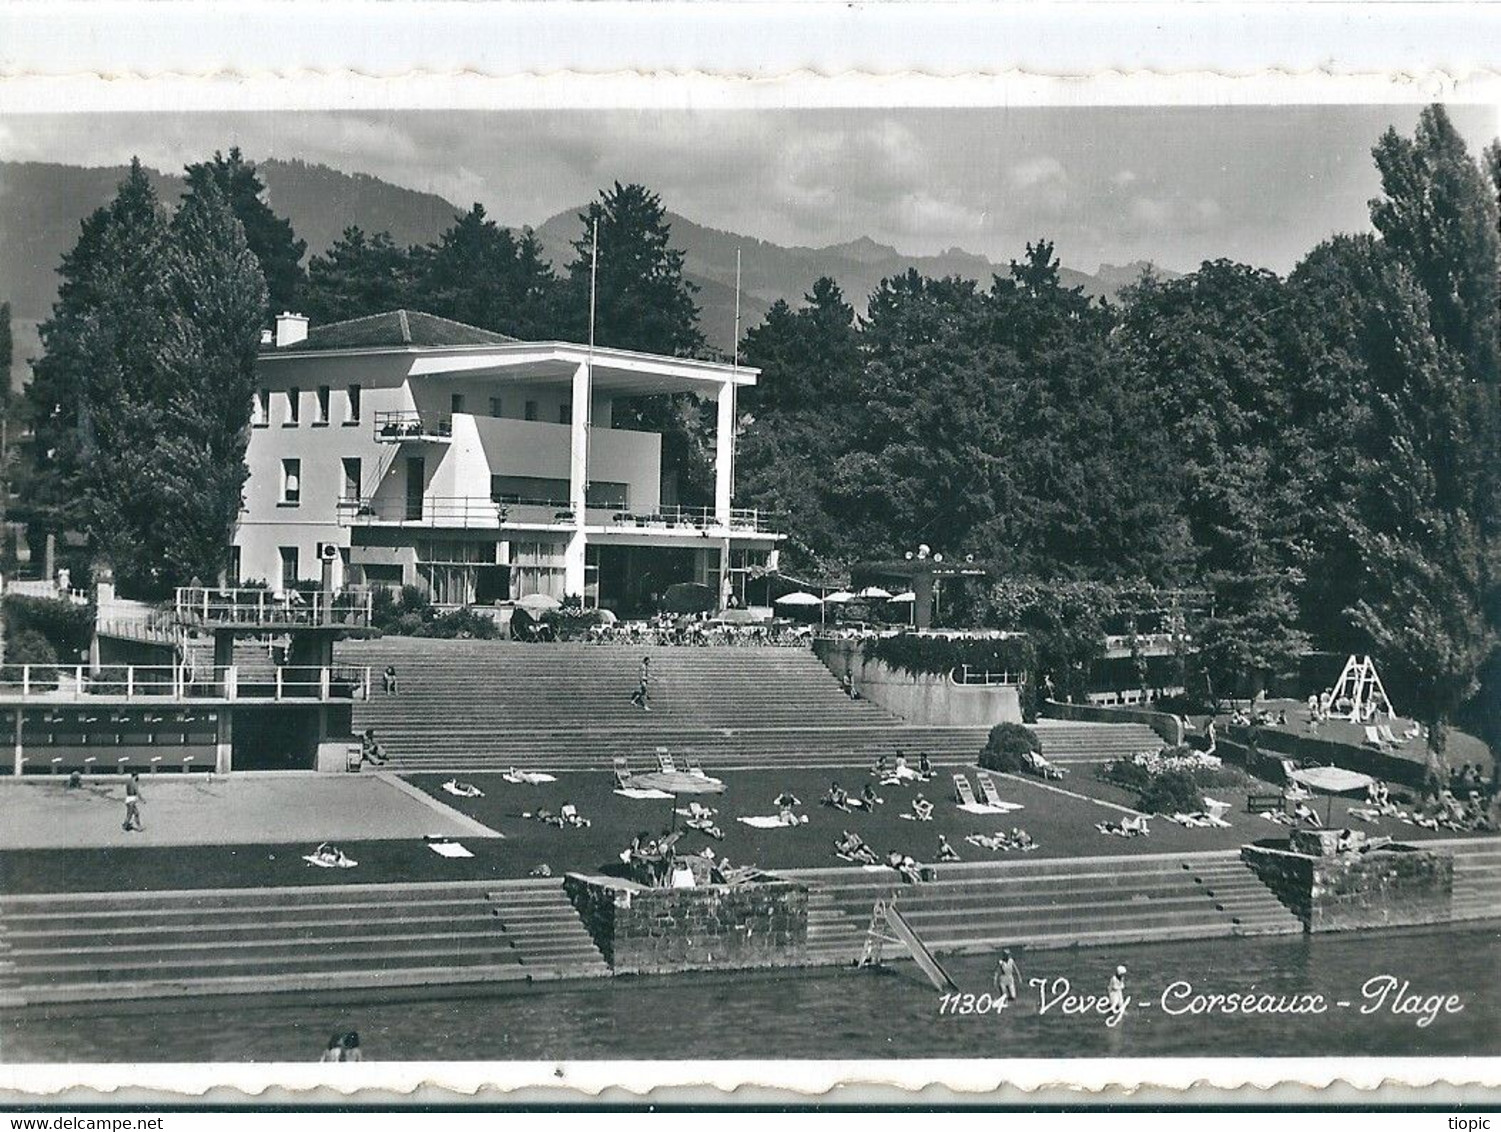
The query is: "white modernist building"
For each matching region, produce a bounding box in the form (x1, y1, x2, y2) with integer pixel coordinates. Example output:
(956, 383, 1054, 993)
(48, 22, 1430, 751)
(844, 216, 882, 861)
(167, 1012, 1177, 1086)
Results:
(235, 310, 779, 615)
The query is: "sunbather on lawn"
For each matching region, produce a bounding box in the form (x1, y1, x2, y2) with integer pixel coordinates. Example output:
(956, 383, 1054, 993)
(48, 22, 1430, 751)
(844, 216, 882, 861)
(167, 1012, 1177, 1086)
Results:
(937, 834, 960, 862)
(908, 794, 934, 821)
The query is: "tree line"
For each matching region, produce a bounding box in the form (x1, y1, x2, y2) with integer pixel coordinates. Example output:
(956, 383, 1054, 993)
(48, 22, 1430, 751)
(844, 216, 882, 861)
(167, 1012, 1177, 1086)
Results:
(9, 108, 1499, 759)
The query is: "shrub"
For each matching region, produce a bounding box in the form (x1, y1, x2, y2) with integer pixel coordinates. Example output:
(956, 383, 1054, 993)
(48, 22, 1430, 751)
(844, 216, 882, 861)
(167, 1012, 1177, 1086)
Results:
(980, 721, 1041, 772)
(1139, 768, 1204, 815)
(423, 607, 501, 640)
(2, 629, 59, 690)
(863, 633, 1032, 680)
(4, 594, 94, 660)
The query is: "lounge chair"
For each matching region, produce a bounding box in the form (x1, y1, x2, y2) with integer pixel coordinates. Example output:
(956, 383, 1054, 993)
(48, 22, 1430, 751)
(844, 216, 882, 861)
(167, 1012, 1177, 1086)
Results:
(1363, 725, 1387, 749)
(613, 756, 632, 789)
(1378, 725, 1403, 747)
(953, 773, 981, 807)
(977, 772, 1006, 808)
(685, 756, 706, 776)
(656, 749, 677, 773)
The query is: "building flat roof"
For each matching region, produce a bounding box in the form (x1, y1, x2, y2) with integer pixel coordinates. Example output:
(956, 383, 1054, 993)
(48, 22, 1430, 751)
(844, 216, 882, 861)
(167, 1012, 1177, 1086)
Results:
(260, 309, 759, 391)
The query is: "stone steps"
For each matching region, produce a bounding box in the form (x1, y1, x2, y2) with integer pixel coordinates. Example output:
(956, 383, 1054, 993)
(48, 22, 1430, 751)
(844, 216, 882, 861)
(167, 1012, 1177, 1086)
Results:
(0, 878, 609, 1003)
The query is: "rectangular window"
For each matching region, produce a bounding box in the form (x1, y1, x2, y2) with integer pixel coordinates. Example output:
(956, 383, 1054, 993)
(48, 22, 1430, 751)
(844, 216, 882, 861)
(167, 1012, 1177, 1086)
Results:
(489, 396, 504, 418)
(315, 386, 331, 425)
(346, 384, 362, 423)
(524, 400, 539, 422)
(341, 457, 362, 501)
(279, 547, 299, 590)
(451, 393, 466, 415)
(286, 388, 300, 425)
(559, 402, 572, 425)
(281, 458, 301, 505)
(253, 389, 270, 426)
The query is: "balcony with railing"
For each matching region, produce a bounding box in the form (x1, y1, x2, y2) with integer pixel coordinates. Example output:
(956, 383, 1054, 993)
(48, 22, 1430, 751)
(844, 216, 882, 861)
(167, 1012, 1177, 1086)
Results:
(338, 494, 777, 536)
(1102, 632, 1188, 659)
(174, 587, 374, 630)
(0, 664, 371, 703)
(374, 409, 452, 444)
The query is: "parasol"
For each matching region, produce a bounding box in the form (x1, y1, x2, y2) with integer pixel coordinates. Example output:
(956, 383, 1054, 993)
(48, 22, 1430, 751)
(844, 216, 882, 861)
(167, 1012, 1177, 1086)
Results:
(825, 591, 856, 604)
(774, 591, 824, 607)
(514, 593, 562, 612)
(856, 585, 893, 600)
(630, 769, 727, 833)
(1288, 765, 1376, 826)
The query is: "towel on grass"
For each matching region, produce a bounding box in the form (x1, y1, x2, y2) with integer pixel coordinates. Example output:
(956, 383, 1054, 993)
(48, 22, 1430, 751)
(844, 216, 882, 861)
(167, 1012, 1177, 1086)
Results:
(302, 854, 358, 869)
(957, 802, 1024, 815)
(504, 771, 557, 784)
(615, 787, 674, 800)
(427, 841, 474, 858)
(737, 814, 806, 829)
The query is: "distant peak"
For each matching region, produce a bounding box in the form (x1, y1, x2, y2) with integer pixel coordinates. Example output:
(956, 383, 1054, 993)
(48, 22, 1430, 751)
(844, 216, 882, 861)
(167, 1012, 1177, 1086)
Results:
(826, 235, 900, 262)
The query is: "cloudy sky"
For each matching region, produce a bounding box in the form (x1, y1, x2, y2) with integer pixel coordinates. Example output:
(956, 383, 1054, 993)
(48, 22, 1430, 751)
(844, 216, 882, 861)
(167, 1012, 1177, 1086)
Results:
(2, 104, 1497, 273)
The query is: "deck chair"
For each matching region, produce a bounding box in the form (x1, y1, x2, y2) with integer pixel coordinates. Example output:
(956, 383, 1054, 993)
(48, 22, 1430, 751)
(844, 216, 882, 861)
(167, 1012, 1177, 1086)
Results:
(953, 773, 980, 807)
(656, 749, 677, 773)
(613, 756, 632, 788)
(685, 755, 706, 776)
(1363, 725, 1387, 749)
(1378, 725, 1402, 747)
(976, 771, 1006, 809)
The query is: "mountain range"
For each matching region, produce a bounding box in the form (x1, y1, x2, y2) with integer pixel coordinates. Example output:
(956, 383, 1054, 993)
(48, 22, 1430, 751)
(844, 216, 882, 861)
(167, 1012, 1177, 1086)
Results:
(1, 158, 1177, 383)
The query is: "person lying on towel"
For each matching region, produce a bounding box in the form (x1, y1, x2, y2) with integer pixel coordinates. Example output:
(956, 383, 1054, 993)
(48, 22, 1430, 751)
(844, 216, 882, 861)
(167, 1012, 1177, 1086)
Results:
(443, 778, 484, 798)
(835, 830, 879, 865)
(307, 842, 356, 868)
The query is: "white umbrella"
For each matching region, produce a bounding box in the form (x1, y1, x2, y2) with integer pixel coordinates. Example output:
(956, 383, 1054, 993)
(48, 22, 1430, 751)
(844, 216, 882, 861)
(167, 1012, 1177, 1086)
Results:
(888, 591, 917, 603)
(825, 591, 856, 604)
(856, 585, 893, 600)
(514, 593, 562, 612)
(774, 591, 824, 607)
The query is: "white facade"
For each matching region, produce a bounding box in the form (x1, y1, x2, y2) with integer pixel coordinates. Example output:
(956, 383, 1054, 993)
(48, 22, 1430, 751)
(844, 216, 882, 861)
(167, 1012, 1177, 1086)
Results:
(235, 316, 778, 612)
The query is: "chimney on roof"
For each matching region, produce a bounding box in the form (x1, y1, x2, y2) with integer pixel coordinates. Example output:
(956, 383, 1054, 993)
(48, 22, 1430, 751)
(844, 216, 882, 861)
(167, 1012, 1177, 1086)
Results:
(275, 312, 309, 348)
(260, 328, 274, 346)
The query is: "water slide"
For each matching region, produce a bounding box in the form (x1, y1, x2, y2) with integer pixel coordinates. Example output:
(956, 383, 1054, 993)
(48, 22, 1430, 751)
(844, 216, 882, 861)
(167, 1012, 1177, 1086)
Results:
(881, 900, 958, 992)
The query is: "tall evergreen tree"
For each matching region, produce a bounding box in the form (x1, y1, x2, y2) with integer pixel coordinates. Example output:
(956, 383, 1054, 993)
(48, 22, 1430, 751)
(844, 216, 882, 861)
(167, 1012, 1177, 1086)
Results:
(562, 183, 703, 356)
(153, 179, 268, 586)
(303, 226, 420, 325)
(1370, 105, 1501, 384)
(413, 204, 559, 339)
(182, 148, 306, 316)
(737, 278, 864, 568)
(563, 184, 710, 502)
(1339, 261, 1495, 763)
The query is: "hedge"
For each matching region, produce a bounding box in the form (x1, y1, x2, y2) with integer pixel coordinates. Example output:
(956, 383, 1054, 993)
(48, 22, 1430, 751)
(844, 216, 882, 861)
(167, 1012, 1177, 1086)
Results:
(862, 633, 1031, 679)
(4, 595, 94, 661)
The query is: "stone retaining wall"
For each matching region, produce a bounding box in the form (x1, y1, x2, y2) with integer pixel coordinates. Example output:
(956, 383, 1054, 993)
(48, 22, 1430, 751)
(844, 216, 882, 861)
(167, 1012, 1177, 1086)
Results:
(564, 872, 809, 975)
(1241, 840, 1453, 932)
(813, 639, 1021, 727)
(1040, 699, 1184, 746)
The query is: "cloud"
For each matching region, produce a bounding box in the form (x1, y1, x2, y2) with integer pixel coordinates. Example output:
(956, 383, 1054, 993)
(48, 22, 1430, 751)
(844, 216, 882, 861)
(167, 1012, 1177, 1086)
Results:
(1112, 169, 1138, 187)
(1008, 155, 1067, 191)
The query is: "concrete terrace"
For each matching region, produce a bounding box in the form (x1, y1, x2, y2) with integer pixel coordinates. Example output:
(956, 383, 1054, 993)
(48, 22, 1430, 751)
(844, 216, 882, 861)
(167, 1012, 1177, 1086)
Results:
(0, 773, 498, 850)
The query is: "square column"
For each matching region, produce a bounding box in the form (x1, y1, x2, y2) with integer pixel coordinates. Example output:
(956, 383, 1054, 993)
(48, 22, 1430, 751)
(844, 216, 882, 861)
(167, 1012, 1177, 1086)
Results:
(569, 361, 590, 518)
(714, 380, 735, 525)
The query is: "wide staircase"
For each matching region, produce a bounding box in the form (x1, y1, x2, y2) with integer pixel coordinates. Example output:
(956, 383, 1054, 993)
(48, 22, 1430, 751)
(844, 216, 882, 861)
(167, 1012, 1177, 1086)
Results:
(0, 878, 608, 1005)
(1438, 838, 1501, 922)
(340, 639, 993, 771)
(792, 851, 1303, 966)
(1031, 720, 1165, 765)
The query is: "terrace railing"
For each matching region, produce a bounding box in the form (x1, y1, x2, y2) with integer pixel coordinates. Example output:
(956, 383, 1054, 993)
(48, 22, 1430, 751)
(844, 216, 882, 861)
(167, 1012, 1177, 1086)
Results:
(0, 664, 370, 702)
(340, 496, 777, 535)
(373, 409, 452, 443)
(174, 587, 374, 629)
(953, 665, 1026, 686)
